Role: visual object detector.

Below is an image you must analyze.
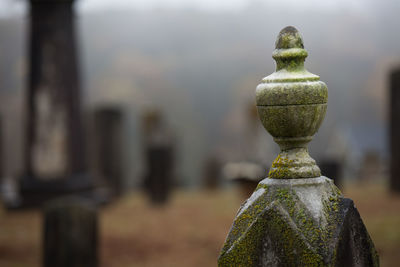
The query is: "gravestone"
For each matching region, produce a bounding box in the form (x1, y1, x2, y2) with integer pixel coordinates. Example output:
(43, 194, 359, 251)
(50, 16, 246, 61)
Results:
(19, 0, 94, 207)
(92, 107, 124, 196)
(223, 162, 266, 199)
(218, 26, 379, 266)
(43, 197, 98, 267)
(142, 110, 175, 204)
(358, 150, 382, 182)
(390, 68, 400, 192)
(0, 116, 3, 186)
(223, 102, 271, 199)
(319, 160, 342, 189)
(203, 156, 221, 190)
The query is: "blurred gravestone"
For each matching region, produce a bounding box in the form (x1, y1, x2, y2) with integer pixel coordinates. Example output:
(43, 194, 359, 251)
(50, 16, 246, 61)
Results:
(142, 110, 175, 204)
(223, 162, 265, 199)
(92, 107, 124, 196)
(358, 150, 382, 182)
(43, 197, 98, 267)
(0, 116, 3, 186)
(319, 160, 342, 189)
(390, 68, 400, 193)
(18, 0, 95, 207)
(203, 156, 221, 190)
(0, 117, 20, 206)
(219, 26, 379, 266)
(222, 103, 267, 199)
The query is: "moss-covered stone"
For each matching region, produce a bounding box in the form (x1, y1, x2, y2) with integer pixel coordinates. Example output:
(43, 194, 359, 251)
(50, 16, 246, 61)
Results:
(218, 177, 379, 266)
(255, 26, 327, 179)
(218, 26, 379, 266)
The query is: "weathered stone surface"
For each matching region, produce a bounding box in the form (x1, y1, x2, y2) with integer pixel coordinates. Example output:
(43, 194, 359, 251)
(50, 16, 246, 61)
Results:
(255, 26, 327, 179)
(219, 26, 379, 266)
(43, 197, 98, 267)
(218, 177, 379, 266)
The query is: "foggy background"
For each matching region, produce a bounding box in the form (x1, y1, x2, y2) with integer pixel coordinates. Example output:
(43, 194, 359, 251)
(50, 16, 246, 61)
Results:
(1, 0, 400, 266)
(1, 0, 397, 188)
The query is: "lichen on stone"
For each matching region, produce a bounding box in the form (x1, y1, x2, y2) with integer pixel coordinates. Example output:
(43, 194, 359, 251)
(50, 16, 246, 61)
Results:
(219, 26, 379, 267)
(218, 177, 379, 266)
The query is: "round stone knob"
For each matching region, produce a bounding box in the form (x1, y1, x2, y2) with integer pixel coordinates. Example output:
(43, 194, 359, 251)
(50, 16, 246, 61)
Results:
(256, 26, 328, 179)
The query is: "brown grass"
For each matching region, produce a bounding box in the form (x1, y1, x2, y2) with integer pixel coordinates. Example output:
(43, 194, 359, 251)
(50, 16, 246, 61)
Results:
(100, 190, 240, 267)
(0, 183, 399, 267)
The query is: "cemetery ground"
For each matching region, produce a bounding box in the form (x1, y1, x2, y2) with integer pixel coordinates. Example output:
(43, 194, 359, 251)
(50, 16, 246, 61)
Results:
(0, 181, 399, 267)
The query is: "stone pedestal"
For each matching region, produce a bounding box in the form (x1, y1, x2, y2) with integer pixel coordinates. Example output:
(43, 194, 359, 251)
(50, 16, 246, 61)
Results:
(218, 177, 378, 266)
(43, 197, 98, 267)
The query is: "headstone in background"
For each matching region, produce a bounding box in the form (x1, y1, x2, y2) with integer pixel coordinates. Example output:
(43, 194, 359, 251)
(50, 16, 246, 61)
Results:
(203, 156, 221, 190)
(358, 150, 382, 182)
(18, 0, 96, 207)
(221, 102, 270, 199)
(0, 116, 21, 206)
(219, 26, 379, 266)
(0, 116, 3, 186)
(319, 160, 342, 189)
(43, 197, 98, 267)
(222, 162, 265, 200)
(92, 107, 124, 196)
(142, 110, 175, 204)
(390, 68, 400, 192)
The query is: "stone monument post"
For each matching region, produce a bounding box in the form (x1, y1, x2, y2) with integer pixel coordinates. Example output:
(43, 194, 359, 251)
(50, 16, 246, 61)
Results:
(142, 110, 175, 204)
(203, 156, 221, 190)
(218, 26, 379, 266)
(43, 197, 98, 267)
(92, 107, 124, 196)
(390, 68, 400, 193)
(19, 0, 93, 206)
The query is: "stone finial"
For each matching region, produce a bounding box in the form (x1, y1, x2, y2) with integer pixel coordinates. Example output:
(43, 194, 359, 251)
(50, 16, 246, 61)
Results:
(218, 26, 379, 267)
(256, 26, 328, 179)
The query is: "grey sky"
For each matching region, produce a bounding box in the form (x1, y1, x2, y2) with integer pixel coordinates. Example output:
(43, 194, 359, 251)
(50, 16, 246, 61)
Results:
(0, 0, 371, 18)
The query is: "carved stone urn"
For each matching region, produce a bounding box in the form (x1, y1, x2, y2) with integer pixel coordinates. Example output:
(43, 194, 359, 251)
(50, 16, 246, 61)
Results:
(218, 26, 379, 267)
(256, 26, 328, 179)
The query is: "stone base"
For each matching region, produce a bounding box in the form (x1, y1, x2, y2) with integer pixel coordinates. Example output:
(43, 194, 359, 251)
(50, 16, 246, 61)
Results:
(44, 196, 98, 267)
(5, 173, 111, 209)
(218, 177, 379, 266)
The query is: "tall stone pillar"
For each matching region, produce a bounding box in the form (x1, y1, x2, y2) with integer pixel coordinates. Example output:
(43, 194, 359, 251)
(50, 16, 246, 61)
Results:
(218, 26, 379, 266)
(92, 107, 124, 195)
(142, 110, 175, 204)
(20, 0, 91, 205)
(390, 69, 400, 193)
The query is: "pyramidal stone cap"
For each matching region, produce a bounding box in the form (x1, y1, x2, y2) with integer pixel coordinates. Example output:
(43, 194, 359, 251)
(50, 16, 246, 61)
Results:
(256, 26, 328, 179)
